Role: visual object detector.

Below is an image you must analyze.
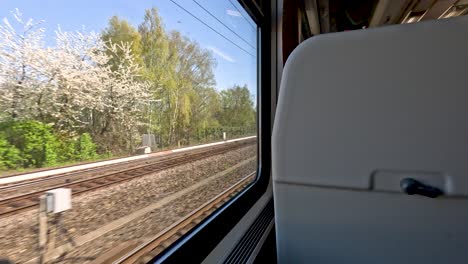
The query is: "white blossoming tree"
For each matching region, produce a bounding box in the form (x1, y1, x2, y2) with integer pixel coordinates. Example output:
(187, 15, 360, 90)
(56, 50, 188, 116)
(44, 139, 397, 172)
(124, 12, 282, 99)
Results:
(0, 10, 149, 152)
(93, 41, 150, 152)
(0, 9, 45, 120)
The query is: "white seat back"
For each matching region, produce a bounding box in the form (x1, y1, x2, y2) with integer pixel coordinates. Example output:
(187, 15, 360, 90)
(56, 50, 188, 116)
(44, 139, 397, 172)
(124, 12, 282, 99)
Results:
(273, 16, 468, 263)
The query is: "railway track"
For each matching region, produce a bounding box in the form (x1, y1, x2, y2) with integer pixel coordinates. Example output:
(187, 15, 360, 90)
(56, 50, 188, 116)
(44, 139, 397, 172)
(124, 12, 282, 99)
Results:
(0, 137, 255, 181)
(0, 154, 159, 189)
(0, 138, 255, 192)
(95, 172, 256, 264)
(0, 139, 256, 218)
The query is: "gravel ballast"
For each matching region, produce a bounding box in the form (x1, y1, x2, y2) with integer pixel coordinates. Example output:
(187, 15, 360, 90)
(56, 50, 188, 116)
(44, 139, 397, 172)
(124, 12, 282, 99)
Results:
(0, 145, 256, 263)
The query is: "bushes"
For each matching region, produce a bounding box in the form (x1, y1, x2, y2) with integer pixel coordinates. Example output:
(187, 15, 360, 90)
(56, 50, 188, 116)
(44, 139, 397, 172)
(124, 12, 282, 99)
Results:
(0, 121, 99, 171)
(76, 133, 97, 161)
(57, 138, 78, 163)
(56, 133, 98, 163)
(0, 135, 22, 170)
(0, 120, 59, 168)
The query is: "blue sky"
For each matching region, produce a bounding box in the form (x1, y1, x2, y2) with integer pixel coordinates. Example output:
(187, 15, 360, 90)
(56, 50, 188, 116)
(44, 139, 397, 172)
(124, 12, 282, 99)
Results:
(0, 0, 257, 100)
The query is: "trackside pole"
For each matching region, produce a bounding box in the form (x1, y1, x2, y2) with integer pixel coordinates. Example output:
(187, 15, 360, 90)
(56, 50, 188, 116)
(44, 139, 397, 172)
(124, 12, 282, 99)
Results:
(38, 195, 48, 264)
(38, 188, 72, 263)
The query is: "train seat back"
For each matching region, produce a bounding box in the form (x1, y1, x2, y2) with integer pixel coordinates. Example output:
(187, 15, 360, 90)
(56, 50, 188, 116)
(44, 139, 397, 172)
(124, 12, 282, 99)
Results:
(273, 16, 468, 263)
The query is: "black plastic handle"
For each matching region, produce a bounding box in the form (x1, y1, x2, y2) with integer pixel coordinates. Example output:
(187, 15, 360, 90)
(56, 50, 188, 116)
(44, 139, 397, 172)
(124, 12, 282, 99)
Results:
(400, 178, 444, 198)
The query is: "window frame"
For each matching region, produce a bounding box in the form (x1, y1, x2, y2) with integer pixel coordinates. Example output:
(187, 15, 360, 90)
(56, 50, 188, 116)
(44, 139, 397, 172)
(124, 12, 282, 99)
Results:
(152, 0, 273, 263)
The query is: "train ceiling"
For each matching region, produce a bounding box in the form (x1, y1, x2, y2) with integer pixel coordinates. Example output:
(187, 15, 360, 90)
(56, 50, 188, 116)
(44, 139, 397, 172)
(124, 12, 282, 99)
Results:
(302, 0, 468, 36)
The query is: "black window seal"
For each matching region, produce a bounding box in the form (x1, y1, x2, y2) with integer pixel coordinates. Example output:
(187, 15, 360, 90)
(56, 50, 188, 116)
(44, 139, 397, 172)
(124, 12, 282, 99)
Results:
(151, 0, 273, 263)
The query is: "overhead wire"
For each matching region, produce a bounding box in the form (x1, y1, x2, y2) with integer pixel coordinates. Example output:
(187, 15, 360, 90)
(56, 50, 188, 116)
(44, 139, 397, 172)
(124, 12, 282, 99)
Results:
(228, 0, 256, 29)
(169, 0, 256, 57)
(192, 0, 255, 50)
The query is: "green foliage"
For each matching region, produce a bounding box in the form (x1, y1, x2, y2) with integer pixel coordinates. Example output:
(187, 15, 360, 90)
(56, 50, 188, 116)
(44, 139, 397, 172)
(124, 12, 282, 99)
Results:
(76, 133, 97, 161)
(0, 120, 59, 168)
(137, 8, 178, 146)
(139, 8, 176, 88)
(0, 134, 22, 170)
(56, 138, 77, 163)
(0, 121, 100, 171)
(99, 151, 113, 160)
(169, 31, 218, 144)
(218, 85, 256, 128)
(0, 8, 258, 171)
(98, 7, 255, 149)
(102, 16, 144, 70)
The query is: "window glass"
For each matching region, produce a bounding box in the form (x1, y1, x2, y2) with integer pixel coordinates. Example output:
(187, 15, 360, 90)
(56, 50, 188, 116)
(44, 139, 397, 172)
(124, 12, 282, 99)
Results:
(0, 0, 257, 262)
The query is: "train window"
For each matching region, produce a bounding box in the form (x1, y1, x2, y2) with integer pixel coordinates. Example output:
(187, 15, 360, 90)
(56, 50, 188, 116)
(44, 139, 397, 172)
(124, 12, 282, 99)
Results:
(0, 0, 258, 263)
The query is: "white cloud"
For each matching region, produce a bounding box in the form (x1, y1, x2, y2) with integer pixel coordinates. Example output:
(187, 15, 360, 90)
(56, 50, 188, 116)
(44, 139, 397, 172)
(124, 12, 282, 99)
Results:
(207, 46, 235, 63)
(226, 9, 241, 17)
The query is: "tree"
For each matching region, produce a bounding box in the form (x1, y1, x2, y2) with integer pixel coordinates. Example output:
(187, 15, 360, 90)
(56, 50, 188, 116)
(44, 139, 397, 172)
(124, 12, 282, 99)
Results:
(168, 31, 218, 144)
(0, 11, 108, 130)
(0, 8, 255, 168)
(218, 85, 256, 128)
(41, 29, 149, 153)
(138, 8, 179, 145)
(138, 8, 175, 90)
(0, 10, 149, 154)
(101, 16, 143, 70)
(92, 41, 150, 153)
(37, 28, 110, 132)
(0, 9, 46, 120)
(169, 31, 216, 89)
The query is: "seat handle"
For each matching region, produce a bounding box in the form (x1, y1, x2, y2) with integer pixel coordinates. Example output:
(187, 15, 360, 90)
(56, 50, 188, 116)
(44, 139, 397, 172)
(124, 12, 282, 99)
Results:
(400, 178, 444, 198)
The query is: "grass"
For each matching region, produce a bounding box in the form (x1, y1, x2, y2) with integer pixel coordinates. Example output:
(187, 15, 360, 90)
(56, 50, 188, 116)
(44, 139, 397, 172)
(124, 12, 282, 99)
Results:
(0, 134, 256, 177)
